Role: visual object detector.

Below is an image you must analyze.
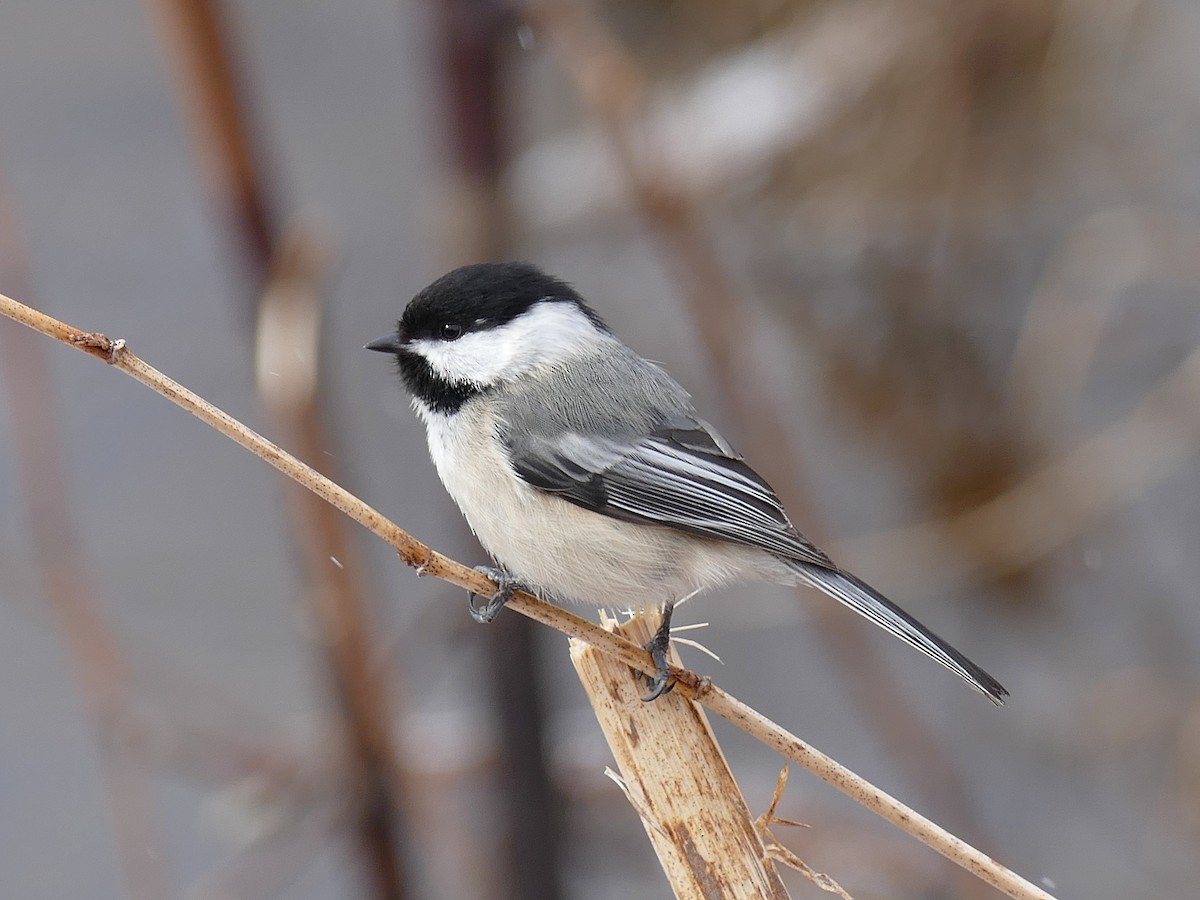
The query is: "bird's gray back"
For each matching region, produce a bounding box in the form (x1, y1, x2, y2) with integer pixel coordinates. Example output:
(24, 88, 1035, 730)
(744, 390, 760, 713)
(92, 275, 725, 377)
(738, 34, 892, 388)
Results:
(494, 340, 694, 439)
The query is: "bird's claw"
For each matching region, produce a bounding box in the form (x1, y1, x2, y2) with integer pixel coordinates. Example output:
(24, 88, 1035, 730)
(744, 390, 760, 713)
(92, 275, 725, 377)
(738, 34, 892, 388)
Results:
(641, 603, 676, 701)
(468, 566, 524, 624)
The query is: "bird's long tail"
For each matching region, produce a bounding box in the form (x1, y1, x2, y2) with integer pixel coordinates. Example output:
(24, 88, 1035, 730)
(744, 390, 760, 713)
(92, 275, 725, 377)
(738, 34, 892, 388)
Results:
(789, 562, 1008, 705)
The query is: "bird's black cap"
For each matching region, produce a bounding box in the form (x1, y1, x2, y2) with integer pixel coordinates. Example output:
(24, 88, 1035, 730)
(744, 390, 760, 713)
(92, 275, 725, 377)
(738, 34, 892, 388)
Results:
(397, 261, 606, 343)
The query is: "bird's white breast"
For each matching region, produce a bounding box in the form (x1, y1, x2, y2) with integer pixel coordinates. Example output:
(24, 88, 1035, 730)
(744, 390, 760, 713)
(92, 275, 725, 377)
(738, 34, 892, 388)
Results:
(414, 398, 767, 607)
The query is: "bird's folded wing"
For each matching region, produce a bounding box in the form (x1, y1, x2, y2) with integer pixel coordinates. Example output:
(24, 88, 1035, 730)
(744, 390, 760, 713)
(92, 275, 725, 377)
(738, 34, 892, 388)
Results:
(503, 414, 835, 570)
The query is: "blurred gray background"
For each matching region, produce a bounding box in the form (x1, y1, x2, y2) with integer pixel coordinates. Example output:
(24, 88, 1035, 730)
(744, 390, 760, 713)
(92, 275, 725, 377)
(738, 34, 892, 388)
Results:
(1, 0, 1199, 897)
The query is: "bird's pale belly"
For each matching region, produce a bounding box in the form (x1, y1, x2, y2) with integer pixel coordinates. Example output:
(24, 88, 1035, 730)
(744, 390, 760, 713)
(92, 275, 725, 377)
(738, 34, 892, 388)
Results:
(419, 402, 758, 607)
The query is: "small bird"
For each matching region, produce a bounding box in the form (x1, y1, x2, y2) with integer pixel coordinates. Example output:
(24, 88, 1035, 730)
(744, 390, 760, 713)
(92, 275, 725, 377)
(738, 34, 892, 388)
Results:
(367, 262, 1007, 704)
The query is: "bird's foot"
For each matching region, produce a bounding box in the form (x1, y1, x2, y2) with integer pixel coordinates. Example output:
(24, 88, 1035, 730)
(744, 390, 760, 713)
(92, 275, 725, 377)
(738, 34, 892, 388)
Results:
(468, 566, 526, 624)
(642, 602, 676, 702)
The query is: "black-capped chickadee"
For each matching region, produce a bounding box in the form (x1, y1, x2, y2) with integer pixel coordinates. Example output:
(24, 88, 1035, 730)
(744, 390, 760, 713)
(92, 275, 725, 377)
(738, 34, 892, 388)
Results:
(367, 262, 1007, 704)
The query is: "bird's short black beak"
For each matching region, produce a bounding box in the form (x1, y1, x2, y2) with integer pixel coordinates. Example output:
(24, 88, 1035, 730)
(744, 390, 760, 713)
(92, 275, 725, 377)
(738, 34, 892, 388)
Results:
(365, 334, 403, 354)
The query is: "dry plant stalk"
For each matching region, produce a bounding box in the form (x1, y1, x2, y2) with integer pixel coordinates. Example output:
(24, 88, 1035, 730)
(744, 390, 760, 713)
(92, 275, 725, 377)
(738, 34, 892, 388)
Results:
(0, 291, 1056, 900)
(756, 768, 854, 899)
(571, 611, 790, 898)
(141, 0, 275, 267)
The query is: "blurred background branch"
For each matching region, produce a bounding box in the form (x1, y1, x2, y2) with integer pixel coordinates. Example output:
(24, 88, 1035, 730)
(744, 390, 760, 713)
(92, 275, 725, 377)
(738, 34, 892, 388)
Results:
(431, 1, 566, 897)
(144, 1, 415, 895)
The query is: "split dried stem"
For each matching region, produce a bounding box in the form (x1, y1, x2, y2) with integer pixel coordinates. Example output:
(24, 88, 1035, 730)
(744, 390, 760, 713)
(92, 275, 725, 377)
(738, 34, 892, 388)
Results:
(571, 611, 791, 898)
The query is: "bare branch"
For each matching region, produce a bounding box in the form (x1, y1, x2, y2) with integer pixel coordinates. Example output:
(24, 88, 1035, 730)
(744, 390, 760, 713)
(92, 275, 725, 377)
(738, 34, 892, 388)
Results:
(140, 0, 276, 272)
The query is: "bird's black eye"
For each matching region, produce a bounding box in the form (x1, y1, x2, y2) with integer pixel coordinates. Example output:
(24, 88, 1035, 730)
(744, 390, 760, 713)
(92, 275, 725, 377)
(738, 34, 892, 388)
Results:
(440, 323, 463, 341)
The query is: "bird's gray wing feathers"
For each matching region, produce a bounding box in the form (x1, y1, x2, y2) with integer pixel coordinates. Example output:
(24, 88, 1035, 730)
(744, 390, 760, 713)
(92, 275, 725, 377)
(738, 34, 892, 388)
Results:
(497, 359, 1007, 704)
(503, 413, 836, 570)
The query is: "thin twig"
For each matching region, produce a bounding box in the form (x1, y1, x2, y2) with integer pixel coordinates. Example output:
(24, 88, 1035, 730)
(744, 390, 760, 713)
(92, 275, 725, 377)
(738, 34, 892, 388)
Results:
(0, 292, 1054, 900)
(758, 773, 854, 900)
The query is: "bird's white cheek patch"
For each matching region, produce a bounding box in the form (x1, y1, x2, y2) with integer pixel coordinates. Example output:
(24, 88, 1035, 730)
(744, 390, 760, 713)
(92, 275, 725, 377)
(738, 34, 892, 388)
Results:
(410, 332, 506, 386)
(408, 301, 601, 387)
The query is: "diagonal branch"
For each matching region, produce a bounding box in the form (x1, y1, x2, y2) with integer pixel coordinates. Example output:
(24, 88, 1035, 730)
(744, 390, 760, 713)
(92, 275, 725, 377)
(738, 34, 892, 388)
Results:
(0, 291, 1053, 900)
